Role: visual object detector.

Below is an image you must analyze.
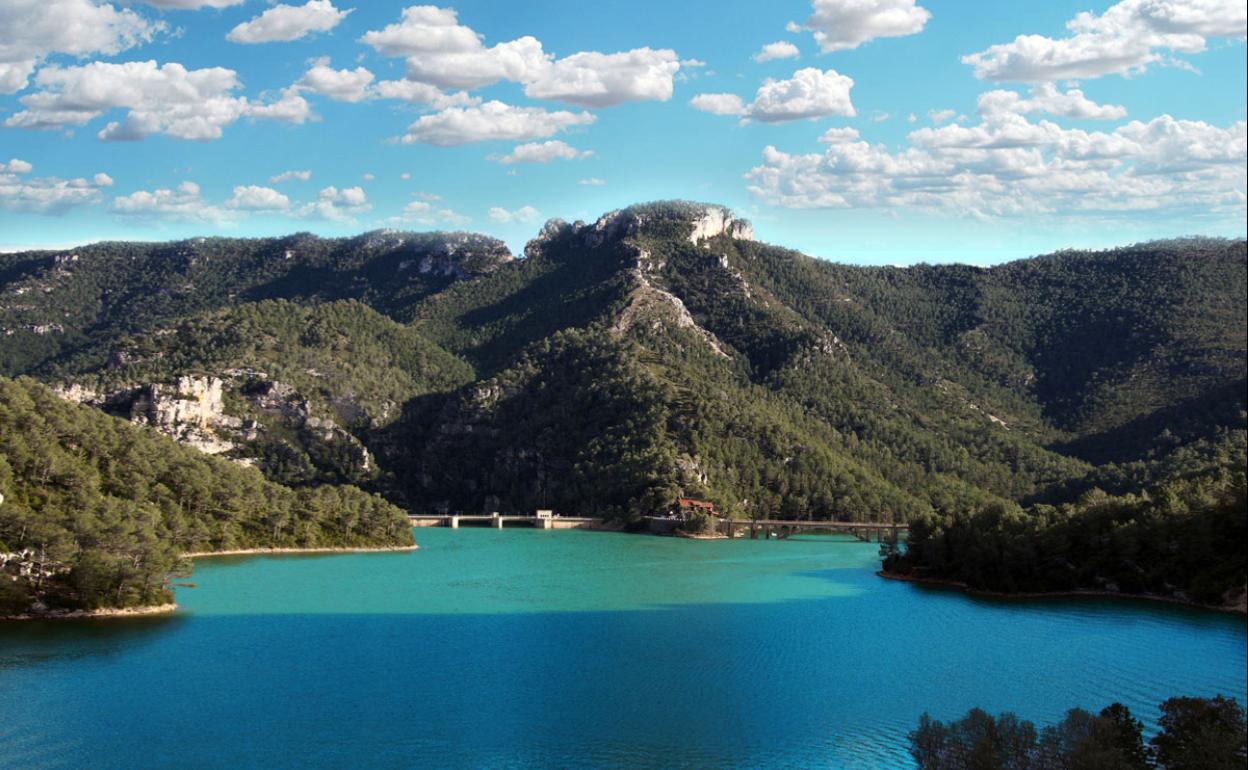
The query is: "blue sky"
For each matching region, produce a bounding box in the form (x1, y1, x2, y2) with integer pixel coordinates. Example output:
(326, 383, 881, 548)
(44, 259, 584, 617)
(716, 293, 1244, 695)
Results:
(1, 0, 1244, 264)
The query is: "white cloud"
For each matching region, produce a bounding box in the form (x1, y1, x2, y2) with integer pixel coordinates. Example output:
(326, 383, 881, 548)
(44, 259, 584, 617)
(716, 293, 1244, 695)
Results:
(398, 100, 595, 146)
(796, 0, 931, 53)
(488, 205, 542, 224)
(225, 185, 290, 211)
(227, 0, 351, 44)
(360, 6, 683, 107)
(928, 108, 957, 124)
(524, 48, 681, 107)
(0, 160, 113, 214)
(5, 60, 306, 141)
(136, 0, 244, 8)
(693, 67, 855, 123)
(300, 184, 370, 222)
(963, 0, 1247, 82)
(246, 86, 312, 123)
(0, 0, 162, 94)
(399, 172, 412, 180)
(977, 83, 1127, 120)
(579, 177, 607, 186)
(753, 41, 800, 62)
(111, 181, 233, 222)
(360, 7, 547, 89)
(389, 199, 471, 227)
(491, 140, 592, 164)
(746, 111, 1247, 220)
(690, 93, 747, 116)
(270, 169, 312, 183)
(297, 58, 374, 102)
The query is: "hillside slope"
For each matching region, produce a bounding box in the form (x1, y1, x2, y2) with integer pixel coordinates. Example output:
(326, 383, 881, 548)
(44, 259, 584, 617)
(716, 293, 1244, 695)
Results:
(1, 203, 1243, 525)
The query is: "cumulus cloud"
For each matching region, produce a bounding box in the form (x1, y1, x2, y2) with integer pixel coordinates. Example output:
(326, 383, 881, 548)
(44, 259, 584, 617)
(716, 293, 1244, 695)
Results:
(579, 177, 607, 186)
(491, 140, 593, 164)
(692, 67, 855, 123)
(398, 100, 595, 146)
(296, 58, 374, 102)
(111, 181, 234, 222)
(523, 48, 680, 107)
(137, 0, 244, 7)
(795, 0, 931, 53)
(227, 0, 351, 44)
(225, 185, 290, 211)
(0, 0, 162, 94)
(977, 83, 1127, 120)
(300, 184, 370, 222)
(488, 205, 542, 224)
(246, 86, 312, 123)
(745, 110, 1246, 221)
(753, 41, 801, 62)
(963, 0, 1247, 82)
(0, 160, 114, 214)
(690, 93, 747, 116)
(360, 5, 683, 107)
(928, 108, 957, 124)
(5, 60, 307, 141)
(270, 169, 312, 183)
(388, 199, 471, 227)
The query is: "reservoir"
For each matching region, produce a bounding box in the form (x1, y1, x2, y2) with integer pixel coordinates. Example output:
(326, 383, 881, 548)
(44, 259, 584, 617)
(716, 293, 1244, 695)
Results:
(1, 529, 1244, 769)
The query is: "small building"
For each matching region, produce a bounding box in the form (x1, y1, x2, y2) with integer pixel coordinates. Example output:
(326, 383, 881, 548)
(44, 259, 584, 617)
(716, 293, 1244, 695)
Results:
(676, 498, 719, 518)
(535, 509, 553, 520)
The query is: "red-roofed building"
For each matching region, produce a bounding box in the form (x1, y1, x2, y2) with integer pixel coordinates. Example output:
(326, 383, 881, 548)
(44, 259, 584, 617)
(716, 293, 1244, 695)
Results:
(677, 498, 719, 518)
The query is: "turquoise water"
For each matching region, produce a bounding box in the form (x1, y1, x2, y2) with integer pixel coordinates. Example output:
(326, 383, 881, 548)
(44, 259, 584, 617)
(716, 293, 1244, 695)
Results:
(1, 528, 1244, 769)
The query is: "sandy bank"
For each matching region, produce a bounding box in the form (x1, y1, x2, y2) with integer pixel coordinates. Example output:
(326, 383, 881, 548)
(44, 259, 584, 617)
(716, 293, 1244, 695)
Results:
(1, 603, 179, 621)
(877, 570, 1246, 615)
(185, 544, 419, 558)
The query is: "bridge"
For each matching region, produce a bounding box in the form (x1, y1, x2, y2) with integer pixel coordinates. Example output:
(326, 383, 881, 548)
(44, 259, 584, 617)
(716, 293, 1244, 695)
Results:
(715, 518, 907, 542)
(409, 514, 602, 530)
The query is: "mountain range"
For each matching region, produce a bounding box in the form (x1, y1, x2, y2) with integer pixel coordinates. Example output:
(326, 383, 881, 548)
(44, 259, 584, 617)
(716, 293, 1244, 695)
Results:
(2, 202, 1244, 524)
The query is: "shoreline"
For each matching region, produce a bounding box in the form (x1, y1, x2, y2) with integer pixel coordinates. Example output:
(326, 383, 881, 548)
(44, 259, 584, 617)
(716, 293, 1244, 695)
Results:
(185, 544, 419, 558)
(2, 544, 418, 622)
(1, 603, 179, 622)
(877, 570, 1247, 615)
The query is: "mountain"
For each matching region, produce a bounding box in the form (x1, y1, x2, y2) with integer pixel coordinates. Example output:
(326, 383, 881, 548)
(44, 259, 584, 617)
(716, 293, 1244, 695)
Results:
(2, 203, 1244, 526)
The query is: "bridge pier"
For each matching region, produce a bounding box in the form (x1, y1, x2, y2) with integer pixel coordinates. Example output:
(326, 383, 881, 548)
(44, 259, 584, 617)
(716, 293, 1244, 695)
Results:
(492, 513, 504, 529)
(449, 516, 459, 529)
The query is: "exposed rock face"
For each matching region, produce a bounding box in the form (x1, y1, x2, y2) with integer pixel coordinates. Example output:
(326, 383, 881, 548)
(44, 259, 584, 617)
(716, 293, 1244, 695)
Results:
(688, 207, 754, 245)
(129, 376, 239, 454)
(611, 247, 730, 358)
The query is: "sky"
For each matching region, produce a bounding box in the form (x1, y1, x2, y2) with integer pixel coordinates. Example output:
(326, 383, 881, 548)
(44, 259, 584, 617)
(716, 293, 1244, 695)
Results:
(0, 0, 1245, 265)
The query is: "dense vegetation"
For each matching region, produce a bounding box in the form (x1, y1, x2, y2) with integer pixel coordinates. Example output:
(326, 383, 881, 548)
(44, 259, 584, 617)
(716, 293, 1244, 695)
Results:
(0, 377, 412, 616)
(1, 201, 1243, 610)
(910, 695, 1246, 770)
(884, 455, 1247, 606)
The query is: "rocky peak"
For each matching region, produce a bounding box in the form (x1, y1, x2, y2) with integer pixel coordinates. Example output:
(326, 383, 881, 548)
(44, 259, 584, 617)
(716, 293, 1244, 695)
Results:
(687, 207, 753, 245)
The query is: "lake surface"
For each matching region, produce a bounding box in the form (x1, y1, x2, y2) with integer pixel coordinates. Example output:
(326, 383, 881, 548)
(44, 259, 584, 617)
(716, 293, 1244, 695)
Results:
(1, 529, 1244, 769)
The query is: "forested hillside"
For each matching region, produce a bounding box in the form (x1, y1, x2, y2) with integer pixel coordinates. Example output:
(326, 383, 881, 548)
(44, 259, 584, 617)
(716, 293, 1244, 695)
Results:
(1, 201, 1244, 607)
(0, 377, 412, 616)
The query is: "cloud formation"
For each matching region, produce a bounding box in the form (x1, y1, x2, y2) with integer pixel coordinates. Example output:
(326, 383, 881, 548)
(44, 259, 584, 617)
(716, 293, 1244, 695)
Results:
(753, 41, 800, 62)
(398, 100, 595, 146)
(746, 110, 1247, 220)
(692, 67, 855, 123)
(227, 0, 351, 44)
(795, 0, 931, 53)
(488, 205, 542, 224)
(360, 5, 683, 108)
(0, 160, 114, 214)
(963, 0, 1247, 82)
(5, 60, 309, 141)
(491, 140, 593, 164)
(0, 0, 161, 94)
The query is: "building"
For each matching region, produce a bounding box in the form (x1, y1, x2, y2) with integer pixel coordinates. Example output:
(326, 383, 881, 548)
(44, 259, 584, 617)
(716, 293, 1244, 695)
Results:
(676, 498, 719, 518)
